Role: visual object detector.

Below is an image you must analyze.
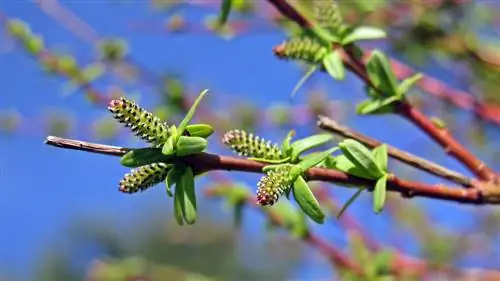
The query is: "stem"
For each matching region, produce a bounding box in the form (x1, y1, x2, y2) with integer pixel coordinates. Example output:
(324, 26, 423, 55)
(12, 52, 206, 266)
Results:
(317, 115, 473, 187)
(265, 0, 498, 182)
(45, 136, 496, 204)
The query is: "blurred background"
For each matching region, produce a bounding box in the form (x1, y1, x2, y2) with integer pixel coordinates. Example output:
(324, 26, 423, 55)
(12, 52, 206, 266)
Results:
(1, 0, 500, 280)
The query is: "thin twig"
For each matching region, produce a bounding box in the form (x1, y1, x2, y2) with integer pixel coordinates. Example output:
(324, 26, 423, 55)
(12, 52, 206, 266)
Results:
(44, 136, 499, 204)
(265, 0, 498, 183)
(317, 115, 473, 187)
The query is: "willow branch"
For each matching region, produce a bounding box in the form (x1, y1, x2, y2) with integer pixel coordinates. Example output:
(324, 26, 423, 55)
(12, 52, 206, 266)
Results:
(317, 115, 473, 187)
(45, 136, 500, 204)
(265, 0, 498, 182)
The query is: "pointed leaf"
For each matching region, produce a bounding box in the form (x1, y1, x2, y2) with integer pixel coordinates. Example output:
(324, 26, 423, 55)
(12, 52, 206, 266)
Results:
(217, 0, 233, 27)
(173, 167, 186, 225)
(373, 174, 388, 214)
(337, 187, 365, 218)
(332, 155, 371, 179)
(291, 65, 317, 98)
(179, 166, 197, 224)
(366, 50, 398, 96)
(356, 97, 400, 115)
(281, 130, 296, 156)
(166, 164, 185, 197)
(372, 144, 388, 172)
(177, 89, 209, 137)
(292, 175, 325, 224)
(162, 136, 175, 156)
(298, 147, 339, 172)
(290, 133, 333, 160)
(339, 139, 384, 179)
(248, 157, 290, 164)
(397, 73, 423, 96)
(120, 148, 171, 168)
(323, 50, 345, 80)
(342, 26, 386, 45)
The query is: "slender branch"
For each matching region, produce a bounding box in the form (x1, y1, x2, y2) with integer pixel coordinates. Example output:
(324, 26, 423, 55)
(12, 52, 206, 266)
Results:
(44, 136, 500, 204)
(317, 115, 473, 187)
(265, 0, 498, 182)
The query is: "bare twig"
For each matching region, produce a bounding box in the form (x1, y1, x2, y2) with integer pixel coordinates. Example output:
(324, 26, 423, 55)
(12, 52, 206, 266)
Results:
(44, 136, 499, 204)
(266, 0, 498, 182)
(317, 115, 473, 187)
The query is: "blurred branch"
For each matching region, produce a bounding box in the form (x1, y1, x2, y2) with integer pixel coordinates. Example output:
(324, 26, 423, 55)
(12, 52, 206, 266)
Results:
(317, 115, 473, 187)
(44, 136, 500, 204)
(266, 0, 498, 182)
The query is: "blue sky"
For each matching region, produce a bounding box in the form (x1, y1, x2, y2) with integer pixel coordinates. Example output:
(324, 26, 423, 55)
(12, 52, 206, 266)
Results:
(1, 1, 499, 280)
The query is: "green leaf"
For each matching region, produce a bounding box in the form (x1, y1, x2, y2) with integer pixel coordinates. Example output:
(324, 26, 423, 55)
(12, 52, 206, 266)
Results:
(290, 134, 333, 161)
(120, 148, 172, 168)
(162, 136, 175, 156)
(262, 163, 288, 173)
(291, 65, 317, 98)
(173, 165, 187, 225)
(291, 210, 308, 239)
(373, 174, 388, 214)
(397, 73, 423, 96)
(166, 164, 185, 197)
(292, 175, 325, 224)
(217, 0, 233, 27)
(342, 26, 386, 45)
(185, 123, 214, 139)
(372, 144, 388, 172)
(366, 50, 398, 96)
(332, 155, 371, 179)
(297, 147, 339, 172)
(175, 136, 208, 156)
(339, 139, 384, 179)
(179, 166, 197, 224)
(322, 50, 345, 80)
(337, 187, 365, 218)
(281, 130, 295, 156)
(356, 96, 401, 115)
(177, 89, 209, 137)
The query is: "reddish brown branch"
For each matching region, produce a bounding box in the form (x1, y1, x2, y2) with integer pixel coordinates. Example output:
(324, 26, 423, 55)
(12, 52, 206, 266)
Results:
(266, 0, 498, 182)
(317, 115, 473, 187)
(44, 136, 500, 204)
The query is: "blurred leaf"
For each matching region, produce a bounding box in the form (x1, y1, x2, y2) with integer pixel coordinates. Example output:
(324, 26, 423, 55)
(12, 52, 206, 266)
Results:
(323, 50, 345, 80)
(342, 26, 386, 45)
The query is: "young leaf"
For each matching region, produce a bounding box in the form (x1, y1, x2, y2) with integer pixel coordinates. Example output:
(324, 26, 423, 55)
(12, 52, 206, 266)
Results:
(292, 175, 325, 224)
(290, 133, 333, 161)
(339, 139, 384, 179)
(179, 166, 197, 224)
(373, 174, 388, 214)
(332, 155, 372, 179)
(177, 89, 209, 137)
(248, 157, 290, 164)
(175, 136, 208, 156)
(162, 136, 175, 156)
(173, 172, 185, 225)
(217, 0, 233, 27)
(281, 130, 296, 156)
(372, 144, 388, 172)
(120, 148, 171, 168)
(366, 50, 398, 96)
(342, 26, 386, 45)
(322, 50, 345, 80)
(297, 147, 339, 172)
(356, 96, 400, 115)
(291, 210, 308, 239)
(337, 186, 365, 218)
(397, 73, 423, 96)
(185, 123, 214, 139)
(290, 65, 317, 98)
(166, 164, 185, 197)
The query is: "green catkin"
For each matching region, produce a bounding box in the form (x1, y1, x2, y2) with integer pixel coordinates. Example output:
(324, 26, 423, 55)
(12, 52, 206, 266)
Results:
(222, 129, 283, 160)
(256, 165, 293, 206)
(276, 37, 328, 64)
(119, 163, 170, 193)
(108, 97, 170, 146)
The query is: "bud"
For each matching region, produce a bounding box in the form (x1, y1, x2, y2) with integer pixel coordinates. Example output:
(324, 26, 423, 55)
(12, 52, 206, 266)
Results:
(108, 97, 170, 146)
(256, 165, 293, 206)
(119, 163, 170, 193)
(222, 129, 283, 160)
(274, 37, 328, 65)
